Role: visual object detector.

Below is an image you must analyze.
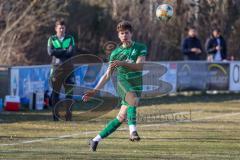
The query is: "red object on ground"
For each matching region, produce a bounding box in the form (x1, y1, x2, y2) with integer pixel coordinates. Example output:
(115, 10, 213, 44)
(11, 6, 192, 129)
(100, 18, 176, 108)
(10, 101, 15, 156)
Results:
(4, 96, 20, 111)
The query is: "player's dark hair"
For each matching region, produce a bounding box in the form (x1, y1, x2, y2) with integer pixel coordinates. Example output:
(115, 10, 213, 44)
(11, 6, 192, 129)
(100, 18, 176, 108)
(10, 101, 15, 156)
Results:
(117, 20, 133, 32)
(188, 26, 196, 31)
(55, 18, 65, 27)
(212, 28, 221, 33)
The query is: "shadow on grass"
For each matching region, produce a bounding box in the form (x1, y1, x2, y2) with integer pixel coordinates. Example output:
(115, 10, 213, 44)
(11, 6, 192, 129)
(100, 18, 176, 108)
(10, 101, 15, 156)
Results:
(140, 92, 240, 106)
(1, 92, 239, 123)
(0, 111, 52, 123)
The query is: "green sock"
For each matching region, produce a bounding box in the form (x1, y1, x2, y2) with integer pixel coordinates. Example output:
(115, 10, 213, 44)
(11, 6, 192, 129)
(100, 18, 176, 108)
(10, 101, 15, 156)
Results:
(127, 106, 137, 125)
(99, 118, 122, 139)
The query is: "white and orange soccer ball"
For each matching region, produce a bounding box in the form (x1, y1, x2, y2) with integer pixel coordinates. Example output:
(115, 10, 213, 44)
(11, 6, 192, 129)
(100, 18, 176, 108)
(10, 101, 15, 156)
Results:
(156, 4, 174, 21)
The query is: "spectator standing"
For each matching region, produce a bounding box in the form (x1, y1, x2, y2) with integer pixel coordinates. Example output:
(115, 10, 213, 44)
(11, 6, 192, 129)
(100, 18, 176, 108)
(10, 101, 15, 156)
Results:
(205, 28, 227, 61)
(181, 27, 203, 60)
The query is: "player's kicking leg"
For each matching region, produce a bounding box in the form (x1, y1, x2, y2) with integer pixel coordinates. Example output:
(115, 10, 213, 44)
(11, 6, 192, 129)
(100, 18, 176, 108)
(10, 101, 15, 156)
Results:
(89, 105, 128, 151)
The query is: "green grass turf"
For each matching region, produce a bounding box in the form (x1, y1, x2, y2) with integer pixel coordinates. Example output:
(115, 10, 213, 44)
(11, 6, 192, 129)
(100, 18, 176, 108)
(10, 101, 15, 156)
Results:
(0, 93, 240, 160)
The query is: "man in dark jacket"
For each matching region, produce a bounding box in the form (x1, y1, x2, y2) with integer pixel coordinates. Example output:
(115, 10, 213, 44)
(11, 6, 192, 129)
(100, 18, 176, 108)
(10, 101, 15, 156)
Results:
(181, 27, 203, 60)
(47, 19, 75, 121)
(205, 28, 227, 61)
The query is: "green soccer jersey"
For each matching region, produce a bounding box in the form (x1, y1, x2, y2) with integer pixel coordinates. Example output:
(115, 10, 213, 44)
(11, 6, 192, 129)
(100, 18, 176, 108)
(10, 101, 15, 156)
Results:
(109, 41, 147, 100)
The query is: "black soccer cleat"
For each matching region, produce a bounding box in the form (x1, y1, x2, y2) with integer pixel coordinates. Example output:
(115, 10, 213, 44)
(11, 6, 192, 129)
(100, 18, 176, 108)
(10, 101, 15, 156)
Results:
(129, 131, 141, 142)
(89, 139, 98, 152)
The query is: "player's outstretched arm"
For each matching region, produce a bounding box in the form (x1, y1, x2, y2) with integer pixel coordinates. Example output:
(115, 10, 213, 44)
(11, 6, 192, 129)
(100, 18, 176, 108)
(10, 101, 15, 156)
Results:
(82, 64, 115, 102)
(111, 56, 145, 71)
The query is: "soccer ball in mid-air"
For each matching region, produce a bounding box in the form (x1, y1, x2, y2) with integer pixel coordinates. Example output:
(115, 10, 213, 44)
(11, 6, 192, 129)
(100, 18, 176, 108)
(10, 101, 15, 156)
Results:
(156, 4, 174, 21)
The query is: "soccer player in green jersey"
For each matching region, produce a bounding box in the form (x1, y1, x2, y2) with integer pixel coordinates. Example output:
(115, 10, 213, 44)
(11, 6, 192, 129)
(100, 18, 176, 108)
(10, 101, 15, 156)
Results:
(82, 20, 147, 152)
(47, 19, 75, 121)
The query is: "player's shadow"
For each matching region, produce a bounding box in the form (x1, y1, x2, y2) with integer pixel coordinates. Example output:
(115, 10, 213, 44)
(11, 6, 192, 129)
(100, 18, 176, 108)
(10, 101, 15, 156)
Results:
(140, 92, 240, 106)
(0, 97, 119, 124)
(0, 111, 52, 123)
(54, 95, 120, 122)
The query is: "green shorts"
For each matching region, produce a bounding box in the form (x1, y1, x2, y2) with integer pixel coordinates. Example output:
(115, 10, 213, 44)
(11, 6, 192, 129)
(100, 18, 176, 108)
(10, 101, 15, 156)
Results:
(117, 79, 142, 105)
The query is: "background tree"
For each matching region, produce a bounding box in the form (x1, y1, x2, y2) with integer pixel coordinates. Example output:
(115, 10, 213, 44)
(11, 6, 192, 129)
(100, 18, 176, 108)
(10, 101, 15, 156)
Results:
(0, 0, 68, 65)
(0, 0, 240, 65)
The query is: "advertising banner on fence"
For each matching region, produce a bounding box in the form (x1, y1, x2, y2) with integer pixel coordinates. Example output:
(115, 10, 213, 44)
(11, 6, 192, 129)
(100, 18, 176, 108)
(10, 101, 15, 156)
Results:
(177, 62, 207, 91)
(74, 62, 177, 98)
(141, 62, 177, 98)
(207, 63, 229, 90)
(10, 66, 51, 110)
(73, 64, 117, 97)
(160, 62, 177, 93)
(12, 66, 51, 97)
(10, 62, 237, 101)
(230, 61, 240, 91)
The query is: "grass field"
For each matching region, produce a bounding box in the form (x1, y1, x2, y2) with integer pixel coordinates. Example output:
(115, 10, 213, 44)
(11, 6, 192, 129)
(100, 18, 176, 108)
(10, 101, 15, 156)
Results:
(1, 93, 240, 160)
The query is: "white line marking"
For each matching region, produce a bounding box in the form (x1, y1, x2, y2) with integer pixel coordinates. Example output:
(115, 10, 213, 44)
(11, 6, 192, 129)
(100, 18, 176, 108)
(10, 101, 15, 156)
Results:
(0, 131, 97, 146)
(195, 112, 240, 121)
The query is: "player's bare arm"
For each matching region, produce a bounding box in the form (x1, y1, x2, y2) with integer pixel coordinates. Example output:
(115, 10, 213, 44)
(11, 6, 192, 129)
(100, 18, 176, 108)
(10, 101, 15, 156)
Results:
(82, 63, 115, 102)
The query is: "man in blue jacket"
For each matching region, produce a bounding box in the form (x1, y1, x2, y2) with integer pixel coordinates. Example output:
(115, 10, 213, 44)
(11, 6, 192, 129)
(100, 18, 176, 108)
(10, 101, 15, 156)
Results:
(181, 27, 203, 60)
(205, 28, 227, 61)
